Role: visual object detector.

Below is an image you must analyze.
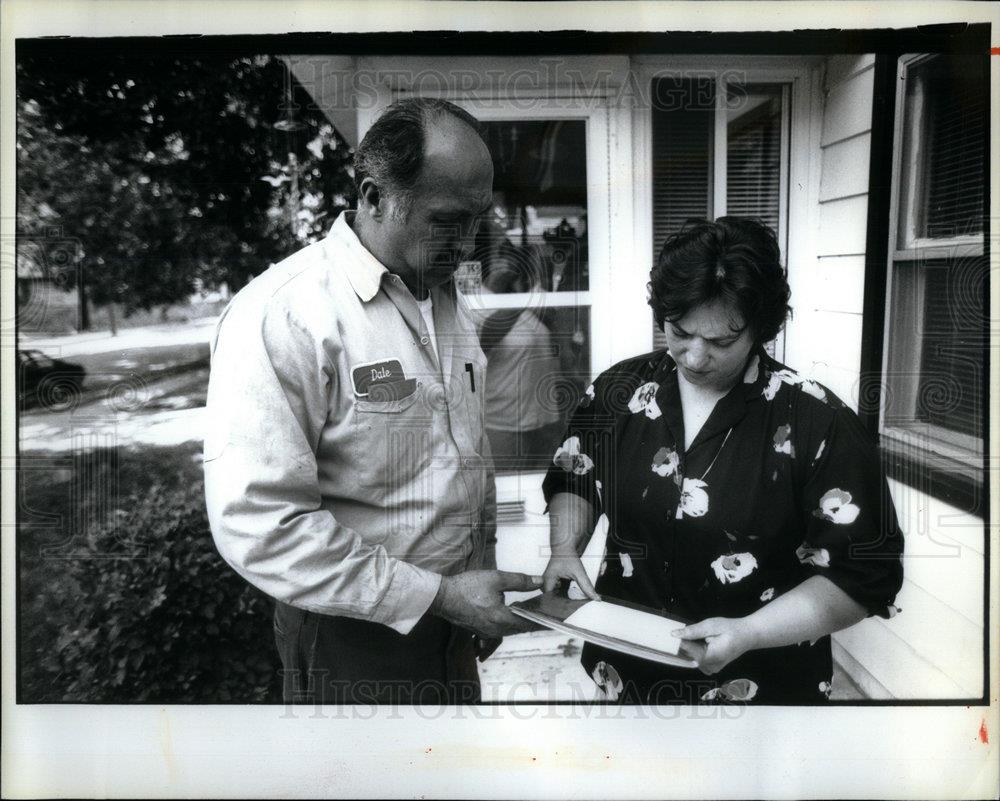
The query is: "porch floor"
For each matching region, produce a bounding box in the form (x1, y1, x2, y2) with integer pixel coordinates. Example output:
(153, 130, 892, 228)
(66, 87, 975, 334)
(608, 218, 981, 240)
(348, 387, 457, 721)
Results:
(477, 629, 864, 702)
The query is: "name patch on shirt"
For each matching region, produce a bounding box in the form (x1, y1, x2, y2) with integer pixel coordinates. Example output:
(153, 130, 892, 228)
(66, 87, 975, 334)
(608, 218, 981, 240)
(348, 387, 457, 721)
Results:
(351, 359, 415, 400)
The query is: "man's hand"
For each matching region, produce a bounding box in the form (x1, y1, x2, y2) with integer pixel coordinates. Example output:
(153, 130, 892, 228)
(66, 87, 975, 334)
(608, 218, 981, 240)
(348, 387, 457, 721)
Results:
(541, 553, 600, 600)
(430, 570, 543, 639)
(672, 617, 758, 675)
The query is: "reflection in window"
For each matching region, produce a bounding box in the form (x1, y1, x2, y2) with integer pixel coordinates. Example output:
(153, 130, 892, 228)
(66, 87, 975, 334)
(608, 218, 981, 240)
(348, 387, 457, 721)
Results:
(473, 120, 588, 294)
(457, 119, 591, 472)
(481, 306, 591, 471)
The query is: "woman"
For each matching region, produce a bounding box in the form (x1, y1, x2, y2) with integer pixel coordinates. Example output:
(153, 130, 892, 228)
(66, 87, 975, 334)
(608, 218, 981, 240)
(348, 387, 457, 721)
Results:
(541, 217, 904, 704)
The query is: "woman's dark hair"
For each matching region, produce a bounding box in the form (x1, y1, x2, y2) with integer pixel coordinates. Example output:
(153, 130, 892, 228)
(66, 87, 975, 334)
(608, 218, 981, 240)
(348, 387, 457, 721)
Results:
(648, 216, 791, 344)
(352, 98, 485, 219)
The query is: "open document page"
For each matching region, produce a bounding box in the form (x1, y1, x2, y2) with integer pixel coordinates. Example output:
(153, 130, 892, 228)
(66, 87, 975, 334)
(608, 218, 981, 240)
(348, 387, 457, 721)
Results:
(564, 600, 685, 655)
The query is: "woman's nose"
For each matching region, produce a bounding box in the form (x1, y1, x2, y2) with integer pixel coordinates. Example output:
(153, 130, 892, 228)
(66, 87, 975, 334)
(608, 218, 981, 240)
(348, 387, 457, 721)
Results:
(683, 344, 709, 369)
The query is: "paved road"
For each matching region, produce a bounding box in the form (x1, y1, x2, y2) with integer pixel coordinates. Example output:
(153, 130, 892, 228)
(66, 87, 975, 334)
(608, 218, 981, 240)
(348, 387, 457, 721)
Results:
(19, 320, 216, 451)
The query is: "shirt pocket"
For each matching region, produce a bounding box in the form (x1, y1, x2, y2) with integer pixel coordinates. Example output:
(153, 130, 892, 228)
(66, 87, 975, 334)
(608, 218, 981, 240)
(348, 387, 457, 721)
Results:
(354, 390, 420, 414)
(347, 384, 432, 495)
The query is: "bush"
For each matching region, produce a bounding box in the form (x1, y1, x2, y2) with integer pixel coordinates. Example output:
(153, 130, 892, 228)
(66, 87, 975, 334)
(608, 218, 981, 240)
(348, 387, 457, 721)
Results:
(21, 446, 281, 702)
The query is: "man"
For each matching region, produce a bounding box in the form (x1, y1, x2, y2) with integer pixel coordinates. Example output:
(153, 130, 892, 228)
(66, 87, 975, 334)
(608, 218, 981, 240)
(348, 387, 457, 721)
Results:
(204, 98, 540, 705)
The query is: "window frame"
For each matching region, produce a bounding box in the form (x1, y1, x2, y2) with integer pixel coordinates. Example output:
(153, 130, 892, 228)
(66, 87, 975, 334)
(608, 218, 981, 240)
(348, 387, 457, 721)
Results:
(860, 52, 988, 513)
(633, 56, 816, 364)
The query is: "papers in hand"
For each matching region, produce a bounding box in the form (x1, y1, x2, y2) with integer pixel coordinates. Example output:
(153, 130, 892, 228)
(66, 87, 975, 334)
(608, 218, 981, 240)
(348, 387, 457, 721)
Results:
(510, 592, 701, 669)
(564, 601, 685, 656)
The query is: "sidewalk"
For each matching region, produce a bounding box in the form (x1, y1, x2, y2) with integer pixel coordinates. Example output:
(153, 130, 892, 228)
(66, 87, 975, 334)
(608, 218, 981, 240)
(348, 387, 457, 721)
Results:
(19, 316, 220, 358)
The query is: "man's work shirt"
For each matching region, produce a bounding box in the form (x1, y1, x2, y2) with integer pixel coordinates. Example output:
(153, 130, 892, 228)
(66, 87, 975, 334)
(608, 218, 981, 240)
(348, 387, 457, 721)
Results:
(204, 211, 495, 635)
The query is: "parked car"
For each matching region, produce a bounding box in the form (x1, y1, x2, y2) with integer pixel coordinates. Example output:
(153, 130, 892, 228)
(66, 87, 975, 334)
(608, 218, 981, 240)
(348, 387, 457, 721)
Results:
(17, 349, 86, 409)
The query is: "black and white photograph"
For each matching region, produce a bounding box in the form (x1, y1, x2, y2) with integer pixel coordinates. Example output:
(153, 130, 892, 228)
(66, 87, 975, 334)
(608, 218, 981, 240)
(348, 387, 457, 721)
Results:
(1, 1, 997, 798)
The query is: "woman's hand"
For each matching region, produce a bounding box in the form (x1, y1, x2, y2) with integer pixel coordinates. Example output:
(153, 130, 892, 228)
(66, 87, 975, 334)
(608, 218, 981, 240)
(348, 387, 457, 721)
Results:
(542, 552, 601, 600)
(672, 617, 758, 675)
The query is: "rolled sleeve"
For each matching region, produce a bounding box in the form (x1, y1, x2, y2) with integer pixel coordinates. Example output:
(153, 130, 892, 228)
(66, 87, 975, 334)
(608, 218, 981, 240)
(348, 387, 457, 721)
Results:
(798, 407, 905, 618)
(203, 299, 440, 635)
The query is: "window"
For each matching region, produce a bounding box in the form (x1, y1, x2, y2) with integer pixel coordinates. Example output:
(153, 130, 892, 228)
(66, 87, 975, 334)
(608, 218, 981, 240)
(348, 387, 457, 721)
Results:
(881, 54, 987, 487)
(452, 116, 596, 473)
(650, 77, 790, 355)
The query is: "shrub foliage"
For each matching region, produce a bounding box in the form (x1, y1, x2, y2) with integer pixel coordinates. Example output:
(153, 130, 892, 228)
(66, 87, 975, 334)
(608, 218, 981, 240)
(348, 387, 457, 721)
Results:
(20, 446, 281, 702)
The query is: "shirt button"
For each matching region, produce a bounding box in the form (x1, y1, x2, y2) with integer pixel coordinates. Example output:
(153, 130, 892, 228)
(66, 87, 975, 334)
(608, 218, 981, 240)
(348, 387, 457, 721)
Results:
(420, 336, 430, 345)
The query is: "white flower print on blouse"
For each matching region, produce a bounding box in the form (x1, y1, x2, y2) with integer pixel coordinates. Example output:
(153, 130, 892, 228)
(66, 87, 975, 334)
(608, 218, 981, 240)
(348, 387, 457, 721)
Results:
(700, 678, 758, 702)
(800, 379, 828, 402)
(762, 371, 784, 401)
(818, 681, 832, 699)
(772, 423, 794, 456)
(675, 477, 709, 518)
(812, 488, 861, 524)
(710, 552, 759, 584)
(628, 381, 662, 419)
(760, 587, 775, 602)
(796, 543, 831, 568)
(619, 552, 634, 578)
(579, 383, 595, 408)
(591, 661, 624, 701)
(651, 446, 681, 479)
(762, 368, 828, 404)
(552, 435, 595, 475)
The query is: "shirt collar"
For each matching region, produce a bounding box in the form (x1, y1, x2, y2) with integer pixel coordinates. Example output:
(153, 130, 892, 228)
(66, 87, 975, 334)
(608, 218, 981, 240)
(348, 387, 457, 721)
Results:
(327, 210, 389, 303)
(656, 346, 768, 402)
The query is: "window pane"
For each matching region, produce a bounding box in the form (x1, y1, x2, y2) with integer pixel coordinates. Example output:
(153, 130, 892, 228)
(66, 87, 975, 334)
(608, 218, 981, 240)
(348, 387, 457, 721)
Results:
(471, 120, 588, 294)
(726, 84, 783, 234)
(899, 55, 986, 243)
(884, 257, 985, 445)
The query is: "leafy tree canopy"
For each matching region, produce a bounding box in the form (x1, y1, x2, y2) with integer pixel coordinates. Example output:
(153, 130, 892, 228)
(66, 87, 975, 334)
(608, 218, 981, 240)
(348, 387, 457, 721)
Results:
(17, 53, 355, 318)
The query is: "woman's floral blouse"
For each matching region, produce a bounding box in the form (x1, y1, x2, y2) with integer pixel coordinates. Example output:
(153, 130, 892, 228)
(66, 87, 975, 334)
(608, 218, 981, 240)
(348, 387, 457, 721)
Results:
(542, 348, 904, 704)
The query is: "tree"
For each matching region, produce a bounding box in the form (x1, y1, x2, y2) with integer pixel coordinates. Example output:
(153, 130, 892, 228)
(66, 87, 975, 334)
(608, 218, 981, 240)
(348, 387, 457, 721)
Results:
(16, 52, 355, 331)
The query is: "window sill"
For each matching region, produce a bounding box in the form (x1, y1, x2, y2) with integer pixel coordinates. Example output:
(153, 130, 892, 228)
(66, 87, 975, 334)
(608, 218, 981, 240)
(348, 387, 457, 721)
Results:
(878, 436, 985, 515)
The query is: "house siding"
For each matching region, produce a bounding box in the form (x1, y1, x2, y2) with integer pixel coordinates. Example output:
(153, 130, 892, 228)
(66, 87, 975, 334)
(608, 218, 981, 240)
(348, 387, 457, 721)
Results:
(801, 54, 986, 700)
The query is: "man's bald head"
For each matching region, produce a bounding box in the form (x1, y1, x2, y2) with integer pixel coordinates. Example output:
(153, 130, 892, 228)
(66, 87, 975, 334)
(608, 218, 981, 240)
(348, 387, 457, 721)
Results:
(351, 99, 494, 298)
(353, 98, 489, 221)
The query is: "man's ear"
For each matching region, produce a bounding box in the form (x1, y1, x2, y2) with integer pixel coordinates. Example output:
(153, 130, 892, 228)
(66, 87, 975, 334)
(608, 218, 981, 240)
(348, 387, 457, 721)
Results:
(358, 177, 384, 219)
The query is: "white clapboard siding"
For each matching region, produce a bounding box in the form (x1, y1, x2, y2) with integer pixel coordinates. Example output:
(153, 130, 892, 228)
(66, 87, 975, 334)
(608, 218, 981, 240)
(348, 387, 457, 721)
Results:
(809, 55, 987, 699)
(819, 59, 875, 147)
(818, 132, 872, 202)
(823, 53, 877, 90)
(806, 57, 874, 405)
(802, 309, 864, 410)
(812, 255, 867, 314)
(832, 577, 983, 699)
(816, 195, 870, 257)
(888, 479, 986, 627)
